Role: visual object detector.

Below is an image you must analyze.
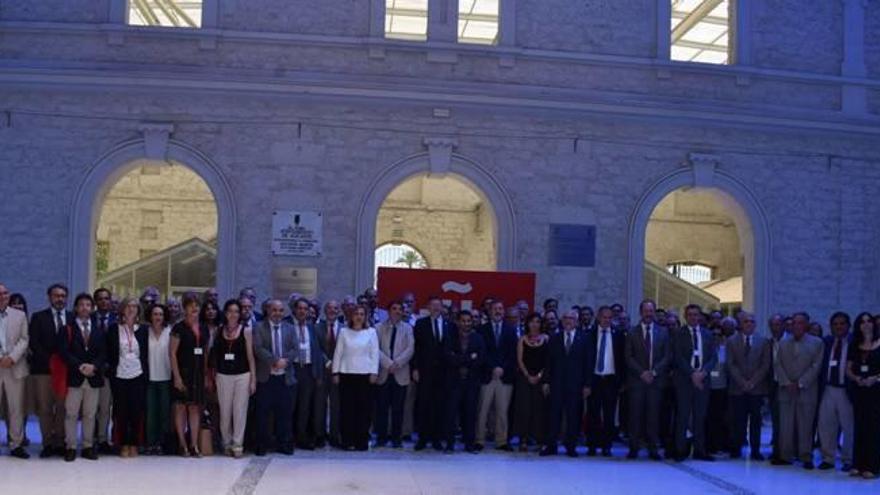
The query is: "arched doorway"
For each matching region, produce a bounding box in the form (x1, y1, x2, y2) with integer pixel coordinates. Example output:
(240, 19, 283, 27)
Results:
(70, 139, 237, 297)
(355, 152, 516, 291)
(94, 161, 218, 299)
(627, 161, 770, 326)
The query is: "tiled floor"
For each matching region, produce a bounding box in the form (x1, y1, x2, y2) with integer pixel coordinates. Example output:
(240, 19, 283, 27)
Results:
(1, 422, 877, 495)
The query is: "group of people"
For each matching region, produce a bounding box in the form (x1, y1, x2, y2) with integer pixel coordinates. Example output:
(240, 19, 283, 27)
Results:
(0, 281, 878, 481)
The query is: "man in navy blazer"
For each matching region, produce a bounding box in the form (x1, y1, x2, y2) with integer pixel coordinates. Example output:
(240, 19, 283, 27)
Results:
(585, 306, 626, 457)
(475, 300, 518, 451)
(288, 297, 325, 450)
(443, 310, 485, 453)
(59, 293, 107, 461)
(253, 300, 298, 455)
(540, 309, 592, 457)
(412, 296, 453, 451)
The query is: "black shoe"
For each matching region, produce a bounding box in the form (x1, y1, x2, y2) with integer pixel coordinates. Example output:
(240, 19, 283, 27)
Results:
(97, 442, 113, 455)
(674, 455, 687, 462)
(11, 447, 30, 459)
(770, 458, 792, 466)
(444, 445, 455, 454)
(81, 448, 98, 460)
(818, 462, 834, 470)
(694, 453, 715, 462)
(64, 449, 76, 462)
(432, 442, 443, 452)
(729, 450, 742, 459)
(465, 444, 479, 454)
(254, 448, 266, 457)
(39, 447, 56, 459)
(587, 448, 597, 457)
(391, 441, 403, 449)
(750, 453, 765, 461)
(278, 446, 294, 456)
(841, 463, 852, 472)
(627, 450, 638, 460)
(601, 448, 612, 457)
(372, 439, 388, 449)
(298, 442, 315, 451)
(649, 451, 663, 461)
(414, 441, 427, 451)
(803, 461, 815, 470)
(314, 439, 326, 449)
(565, 447, 579, 458)
(496, 444, 513, 452)
(539, 446, 557, 457)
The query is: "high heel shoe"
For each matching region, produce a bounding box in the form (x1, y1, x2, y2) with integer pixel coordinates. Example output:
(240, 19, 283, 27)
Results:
(179, 446, 191, 458)
(192, 447, 202, 458)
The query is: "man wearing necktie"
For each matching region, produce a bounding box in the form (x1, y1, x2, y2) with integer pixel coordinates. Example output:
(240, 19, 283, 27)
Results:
(315, 300, 342, 448)
(289, 297, 324, 450)
(412, 296, 451, 451)
(672, 304, 717, 462)
(475, 300, 518, 451)
(816, 312, 854, 471)
(28, 283, 73, 458)
(91, 287, 116, 454)
(375, 301, 414, 448)
(726, 312, 771, 461)
(0, 283, 31, 459)
(625, 300, 671, 460)
(586, 306, 626, 457)
(59, 293, 107, 462)
(252, 300, 297, 456)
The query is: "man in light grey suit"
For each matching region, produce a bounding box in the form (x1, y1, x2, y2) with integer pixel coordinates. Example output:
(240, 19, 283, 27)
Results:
(0, 283, 30, 459)
(253, 300, 298, 456)
(773, 312, 824, 469)
(672, 304, 718, 462)
(375, 300, 414, 448)
(625, 299, 670, 460)
(727, 312, 771, 460)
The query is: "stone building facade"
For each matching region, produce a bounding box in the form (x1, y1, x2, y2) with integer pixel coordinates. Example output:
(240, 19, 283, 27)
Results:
(1, 0, 879, 328)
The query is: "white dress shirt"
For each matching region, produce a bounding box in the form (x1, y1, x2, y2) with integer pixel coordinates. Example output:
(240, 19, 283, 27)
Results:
(116, 324, 143, 379)
(294, 320, 312, 365)
(148, 326, 172, 382)
(332, 327, 379, 375)
(688, 326, 704, 370)
(270, 322, 286, 376)
(595, 327, 615, 375)
(0, 308, 8, 356)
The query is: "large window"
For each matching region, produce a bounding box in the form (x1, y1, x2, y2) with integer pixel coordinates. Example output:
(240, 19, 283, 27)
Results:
(670, 0, 730, 64)
(458, 0, 499, 45)
(385, 0, 428, 41)
(128, 0, 203, 28)
(667, 262, 714, 285)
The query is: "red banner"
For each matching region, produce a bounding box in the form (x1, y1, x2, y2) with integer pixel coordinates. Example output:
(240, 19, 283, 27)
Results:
(377, 267, 536, 315)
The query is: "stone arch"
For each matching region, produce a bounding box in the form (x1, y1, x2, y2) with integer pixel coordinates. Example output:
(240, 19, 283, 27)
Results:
(69, 137, 237, 298)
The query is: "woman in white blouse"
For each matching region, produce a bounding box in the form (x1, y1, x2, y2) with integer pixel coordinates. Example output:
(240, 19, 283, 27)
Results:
(332, 305, 379, 451)
(107, 297, 148, 458)
(145, 303, 172, 455)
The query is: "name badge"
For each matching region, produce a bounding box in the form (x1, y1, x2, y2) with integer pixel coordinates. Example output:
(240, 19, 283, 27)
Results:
(194, 348, 203, 356)
(861, 365, 869, 373)
(224, 353, 235, 361)
(470, 353, 477, 360)
(693, 351, 700, 357)
(710, 371, 720, 378)
(829, 360, 838, 367)
(299, 343, 309, 350)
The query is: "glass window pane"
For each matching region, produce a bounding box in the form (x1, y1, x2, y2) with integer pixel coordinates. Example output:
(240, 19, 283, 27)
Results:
(670, 0, 730, 65)
(128, 0, 203, 28)
(385, 0, 428, 41)
(458, 0, 498, 45)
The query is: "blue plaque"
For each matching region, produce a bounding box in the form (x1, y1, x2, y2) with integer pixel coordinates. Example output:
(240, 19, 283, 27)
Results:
(548, 224, 596, 267)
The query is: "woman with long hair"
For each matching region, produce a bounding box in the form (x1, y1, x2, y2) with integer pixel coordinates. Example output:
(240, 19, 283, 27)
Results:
(846, 312, 880, 479)
(513, 313, 549, 452)
(145, 303, 172, 455)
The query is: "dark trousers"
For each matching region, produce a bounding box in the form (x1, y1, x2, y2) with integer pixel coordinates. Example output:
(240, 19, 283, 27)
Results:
(628, 382, 662, 453)
(547, 388, 583, 450)
(675, 381, 710, 457)
(416, 371, 445, 444)
(513, 374, 545, 445)
(706, 388, 731, 454)
(660, 383, 676, 453)
(852, 386, 880, 474)
(769, 383, 781, 459)
(294, 365, 318, 446)
(316, 367, 340, 445)
(374, 376, 406, 444)
(256, 376, 295, 450)
(339, 374, 373, 450)
(587, 376, 619, 451)
(145, 380, 171, 448)
(111, 376, 146, 446)
(445, 380, 480, 448)
(731, 393, 764, 456)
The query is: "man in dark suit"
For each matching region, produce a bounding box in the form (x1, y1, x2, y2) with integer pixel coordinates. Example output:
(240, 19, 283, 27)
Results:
(252, 299, 298, 455)
(289, 297, 325, 449)
(672, 304, 718, 461)
(727, 311, 771, 460)
(28, 283, 74, 458)
(59, 293, 107, 461)
(767, 313, 785, 461)
(314, 299, 342, 448)
(475, 300, 518, 451)
(540, 309, 591, 458)
(443, 310, 485, 453)
(585, 305, 626, 457)
(412, 296, 452, 451)
(625, 299, 671, 460)
(91, 287, 116, 454)
(816, 312, 854, 471)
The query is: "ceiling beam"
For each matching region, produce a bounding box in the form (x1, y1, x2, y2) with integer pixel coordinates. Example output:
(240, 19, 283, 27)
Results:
(672, 0, 724, 43)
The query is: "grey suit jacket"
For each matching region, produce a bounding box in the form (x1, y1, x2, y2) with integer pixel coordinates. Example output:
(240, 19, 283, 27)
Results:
(775, 333, 824, 401)
(253, 319, 298, 386)
(1, 307, 30, 379)
(624, 323, 671, 387)
(376, 320, 415, 386)
(726, 333, 771, 396)
(315, 318, 340, 370)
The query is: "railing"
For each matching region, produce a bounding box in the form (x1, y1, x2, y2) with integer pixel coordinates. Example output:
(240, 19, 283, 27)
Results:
(644, 260, 720, 315)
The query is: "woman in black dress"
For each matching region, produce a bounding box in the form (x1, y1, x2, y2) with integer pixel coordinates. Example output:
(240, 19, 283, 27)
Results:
(847, 312, 880, 479)
(170, 293, 207, 457)
(514, 313, 549, 452)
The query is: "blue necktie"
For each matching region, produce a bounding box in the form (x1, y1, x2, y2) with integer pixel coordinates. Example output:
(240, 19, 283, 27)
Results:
(597, 330, 607, 373)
